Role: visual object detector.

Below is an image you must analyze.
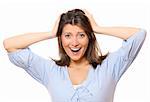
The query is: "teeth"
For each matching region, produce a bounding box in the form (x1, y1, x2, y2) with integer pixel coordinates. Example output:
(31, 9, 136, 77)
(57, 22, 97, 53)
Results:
(71, 48, 80, 51)
(71, 48, 81, 52)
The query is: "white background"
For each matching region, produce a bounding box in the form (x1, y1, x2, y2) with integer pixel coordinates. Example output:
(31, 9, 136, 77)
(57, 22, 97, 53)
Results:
(0, 0, 149, 102)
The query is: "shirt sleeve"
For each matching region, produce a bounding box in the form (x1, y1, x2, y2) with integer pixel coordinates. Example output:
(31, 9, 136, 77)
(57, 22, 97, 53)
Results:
(7, 47, 55, 85)
(106, 29, 146, 81)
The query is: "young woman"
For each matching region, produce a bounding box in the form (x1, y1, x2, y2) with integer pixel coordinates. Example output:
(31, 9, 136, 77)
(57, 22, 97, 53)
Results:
(3, 9, 146, 102)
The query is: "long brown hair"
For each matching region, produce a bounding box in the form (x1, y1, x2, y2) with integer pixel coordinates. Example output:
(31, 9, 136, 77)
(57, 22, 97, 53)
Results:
(54, 9, 107, 69)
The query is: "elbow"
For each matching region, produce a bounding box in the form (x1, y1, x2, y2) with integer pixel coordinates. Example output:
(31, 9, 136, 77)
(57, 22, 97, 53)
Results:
(142, 29, 147, 37)
(3, 39, 16, 52)
(3, 39, 9, 50)
(139, 28, 147, 40)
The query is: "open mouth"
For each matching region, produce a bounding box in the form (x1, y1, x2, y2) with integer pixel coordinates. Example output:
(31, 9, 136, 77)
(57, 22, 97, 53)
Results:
(70, 48, 81, 53)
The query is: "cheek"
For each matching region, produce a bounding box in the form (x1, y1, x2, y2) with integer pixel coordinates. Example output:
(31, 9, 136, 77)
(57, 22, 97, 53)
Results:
(61, 37, 69, 48)
(83, 38, 89, 48)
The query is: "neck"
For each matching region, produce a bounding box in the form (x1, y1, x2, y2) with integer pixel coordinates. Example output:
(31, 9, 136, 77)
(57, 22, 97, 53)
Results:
(69, 57, 89, 69)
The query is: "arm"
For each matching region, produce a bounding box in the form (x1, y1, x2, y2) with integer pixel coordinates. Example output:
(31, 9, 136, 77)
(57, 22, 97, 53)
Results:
(3, 16, 60, 53)
(3, 32, 52, 52)
(93, 26, 140, 40)
(83, 9, 141, 40)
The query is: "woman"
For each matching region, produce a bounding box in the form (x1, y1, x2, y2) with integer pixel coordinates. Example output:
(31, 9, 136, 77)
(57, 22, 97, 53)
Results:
(3, 9, 146, 102)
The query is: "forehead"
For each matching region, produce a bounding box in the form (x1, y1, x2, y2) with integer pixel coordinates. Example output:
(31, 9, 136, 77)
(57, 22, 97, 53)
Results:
(62, 24, 85, 33)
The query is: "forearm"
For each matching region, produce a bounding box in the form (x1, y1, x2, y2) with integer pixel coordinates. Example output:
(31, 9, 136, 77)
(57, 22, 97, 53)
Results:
(94, 26, 140, 40)
(83, 10, 141, 40)
(3, 32, 53, 52)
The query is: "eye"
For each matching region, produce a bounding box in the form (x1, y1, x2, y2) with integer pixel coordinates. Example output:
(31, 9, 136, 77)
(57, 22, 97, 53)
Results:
(79, 33, 85, 38)
(64, 34, 71, 38)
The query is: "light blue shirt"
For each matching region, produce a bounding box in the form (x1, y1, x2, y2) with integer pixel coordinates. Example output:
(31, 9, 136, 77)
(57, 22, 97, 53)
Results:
(8, 29, 146, 102)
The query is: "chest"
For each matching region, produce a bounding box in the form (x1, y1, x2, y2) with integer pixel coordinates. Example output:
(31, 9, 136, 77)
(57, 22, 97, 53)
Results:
(46, 69, 116, 102)
(46, 65, 118, 102)
(68, 68, 89, 85)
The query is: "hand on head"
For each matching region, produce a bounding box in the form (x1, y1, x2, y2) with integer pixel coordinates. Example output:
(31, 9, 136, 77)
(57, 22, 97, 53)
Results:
(82, 9, 98, 30)
(51, 15, 61, 38)
(52, 9, 99, 38)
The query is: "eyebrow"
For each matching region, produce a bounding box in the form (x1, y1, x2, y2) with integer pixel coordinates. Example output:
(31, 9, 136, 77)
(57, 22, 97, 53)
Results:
(62, 32, 71, 34)
(62, 31, 85, 35)
(78, 32, 85, 34)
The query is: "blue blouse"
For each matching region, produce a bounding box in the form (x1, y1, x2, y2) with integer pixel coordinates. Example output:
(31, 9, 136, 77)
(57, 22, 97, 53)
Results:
(8, 29, 146, 102)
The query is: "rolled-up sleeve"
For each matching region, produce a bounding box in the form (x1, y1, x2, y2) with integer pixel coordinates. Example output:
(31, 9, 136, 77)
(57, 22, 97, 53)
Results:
(107, 29, 146, 81)
(8, 47, 54, 85)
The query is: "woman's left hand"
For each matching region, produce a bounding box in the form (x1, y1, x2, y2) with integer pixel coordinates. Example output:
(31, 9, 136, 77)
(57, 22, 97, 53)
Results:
(82, 9, 99, 32)
(50, 15, 61, 38)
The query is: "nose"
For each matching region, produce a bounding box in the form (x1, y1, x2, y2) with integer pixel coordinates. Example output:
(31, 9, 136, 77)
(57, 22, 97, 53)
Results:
(71, 37, 79, 47)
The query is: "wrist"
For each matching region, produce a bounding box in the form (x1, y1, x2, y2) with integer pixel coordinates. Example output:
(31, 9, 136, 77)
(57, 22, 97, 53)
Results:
(49, 30, 57, 39)
(93, 25, 102, 34)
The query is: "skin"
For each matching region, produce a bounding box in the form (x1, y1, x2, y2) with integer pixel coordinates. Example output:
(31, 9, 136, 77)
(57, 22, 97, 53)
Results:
(3, 9, 142, 85)
(61, 24, 89, 63)
(61, 24, 90, 85)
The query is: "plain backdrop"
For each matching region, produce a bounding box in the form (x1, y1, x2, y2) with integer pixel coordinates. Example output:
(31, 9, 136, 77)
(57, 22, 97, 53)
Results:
(0, 0, 149, 102)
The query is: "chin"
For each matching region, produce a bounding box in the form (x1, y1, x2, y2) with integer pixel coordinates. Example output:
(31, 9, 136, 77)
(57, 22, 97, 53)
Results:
(70, 57, 81, 61)
(70, 55, 86, 62)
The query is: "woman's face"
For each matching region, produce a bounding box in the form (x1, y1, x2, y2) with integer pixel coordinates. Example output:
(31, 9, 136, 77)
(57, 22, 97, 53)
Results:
(61, 24, 89, 62)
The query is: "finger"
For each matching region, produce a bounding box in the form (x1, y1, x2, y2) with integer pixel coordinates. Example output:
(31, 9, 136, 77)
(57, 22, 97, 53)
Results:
(82, 9, 91, 16)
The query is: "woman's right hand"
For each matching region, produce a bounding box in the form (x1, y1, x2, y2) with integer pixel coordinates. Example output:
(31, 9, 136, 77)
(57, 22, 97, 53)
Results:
(50, 15, 61, 38)
(3, 15, 61, 52)
(82, 9, 99, 32)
